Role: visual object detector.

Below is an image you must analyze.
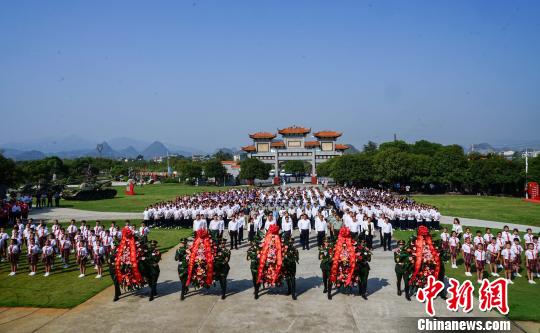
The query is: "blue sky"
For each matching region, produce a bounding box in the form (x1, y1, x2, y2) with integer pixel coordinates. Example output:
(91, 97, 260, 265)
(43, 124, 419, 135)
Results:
(1, 1, 539, 151)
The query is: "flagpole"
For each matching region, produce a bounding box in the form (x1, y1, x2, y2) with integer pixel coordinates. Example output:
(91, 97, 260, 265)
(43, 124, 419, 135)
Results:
(525, 149, 528, 199)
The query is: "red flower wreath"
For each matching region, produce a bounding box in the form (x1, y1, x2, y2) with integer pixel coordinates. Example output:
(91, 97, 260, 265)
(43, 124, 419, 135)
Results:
(257, 224, 283, 285)
(329, 227, 357, 287)
(114, 227, 145, 288)
(410, 226, 441, 287)
(186, 229, 215, 287)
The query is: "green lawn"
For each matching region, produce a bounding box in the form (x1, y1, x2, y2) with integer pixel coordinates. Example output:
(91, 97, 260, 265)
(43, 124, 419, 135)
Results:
(54, 184, 233, 212)
(393, 226, 539, 322)
(0, 221, 191, 308)
(413, 195, 540, 227)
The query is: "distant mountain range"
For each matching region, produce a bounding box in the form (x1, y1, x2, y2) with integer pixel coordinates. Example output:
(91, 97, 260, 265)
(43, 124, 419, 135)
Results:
(467, 141, 540, 154)
(2, 136, 538, 161)
(0, 135, 207, 161)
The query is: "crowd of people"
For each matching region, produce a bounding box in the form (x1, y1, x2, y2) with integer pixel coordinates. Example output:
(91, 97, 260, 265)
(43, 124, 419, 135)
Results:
(1, 185, 537, 288)
(141, 186, 442, 252)
(0, 192, 61, 227)
(442, 219, 539, 284)
(0, 218, 149, 278)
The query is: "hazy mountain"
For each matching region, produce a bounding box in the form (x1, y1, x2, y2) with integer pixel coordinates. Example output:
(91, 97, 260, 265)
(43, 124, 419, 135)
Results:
(142, 141, 170, 159)
(0, 148, 47, 161)
(214, 147, 237, 155)
(118, 146, 139, 158)
(108, 137, 150, 152)
(1, 135, 95, 153)
(343, 144, 359, 154)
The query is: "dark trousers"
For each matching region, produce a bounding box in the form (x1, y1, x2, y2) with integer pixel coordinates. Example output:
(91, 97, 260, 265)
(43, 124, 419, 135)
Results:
(283, 230, 291, 242)
(229, 230, 238, 249)
(317, 231, 325, 247)
(365, 235, 373, 249)
(396, 269, 410, 296)
(238, 227, 244, 244)
(358, 267, 369, 296)
(383, 232, 392, 251)
(300, 229, 309, 250)
(350, 232, 359, 242)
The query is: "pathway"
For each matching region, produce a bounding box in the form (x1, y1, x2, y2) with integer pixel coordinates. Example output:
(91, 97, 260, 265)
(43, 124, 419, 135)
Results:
(1, 232, 531, 333)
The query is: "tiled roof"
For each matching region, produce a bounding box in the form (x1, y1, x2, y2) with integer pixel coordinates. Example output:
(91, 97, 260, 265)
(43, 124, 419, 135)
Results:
(314, 131, 342, 138)
(335, 144, 349, 150)
(278, 125, 311, 135)
(249, 132, 276, 140)
(304, 140, 320, 147)
(241, 145, 256, 152)
(270, 141, 285, 148)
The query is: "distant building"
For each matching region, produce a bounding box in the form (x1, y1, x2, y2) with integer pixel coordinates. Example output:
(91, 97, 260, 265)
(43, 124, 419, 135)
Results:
(221, 160, 241, 178)
(241, 125, 347, 184)
(522, 150, 540, 158)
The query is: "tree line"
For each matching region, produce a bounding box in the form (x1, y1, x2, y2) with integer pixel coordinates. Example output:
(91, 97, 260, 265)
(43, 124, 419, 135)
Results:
(316, 140, 540, 196)
(0, 153, 231, 188)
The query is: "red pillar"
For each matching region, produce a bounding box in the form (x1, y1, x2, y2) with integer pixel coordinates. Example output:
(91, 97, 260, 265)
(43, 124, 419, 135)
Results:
(311, 176, 317, 185)
(273, 176, 280, 185)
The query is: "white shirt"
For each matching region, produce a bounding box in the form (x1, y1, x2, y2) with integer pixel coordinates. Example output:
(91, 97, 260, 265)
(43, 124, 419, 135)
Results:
(281, 217, 293, 232)
(474, 250, 486, 261)
(298, 218, 310, 230)
(228, 220, 238, 231)
(381, 222, 393, 235)
(193, 219, 207, 231)
(315, 218, 327, 233)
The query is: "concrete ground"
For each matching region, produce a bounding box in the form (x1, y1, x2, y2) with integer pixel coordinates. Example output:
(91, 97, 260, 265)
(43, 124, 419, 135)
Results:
(29, 207, 140, 221)
(1, 231, 535, 333)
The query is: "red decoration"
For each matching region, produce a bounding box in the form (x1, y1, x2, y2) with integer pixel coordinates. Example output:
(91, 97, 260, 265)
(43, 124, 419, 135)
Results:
(186, 229, 215, 287)
(329, 227, 357, 286)
(410, 226, 441, 288)
(114, 227, 145, 288)
(257, 224, 283, 285)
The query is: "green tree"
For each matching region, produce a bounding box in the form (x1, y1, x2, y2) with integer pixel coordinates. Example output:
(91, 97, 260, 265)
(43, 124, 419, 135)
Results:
(330, 153, 374, 186)
(528, 155, 540, 184)
(363, 141, 378, 153)
(0, 153, 18, 187)
(178, 161, 202, 183)
(213, 150, 233, 161)
(204, 159, 227, 184)
(282, 160, 306, 175)
(239, 158, 269, 182)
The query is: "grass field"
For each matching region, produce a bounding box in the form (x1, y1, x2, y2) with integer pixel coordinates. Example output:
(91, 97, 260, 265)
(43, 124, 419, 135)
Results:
(0, 221, 191, 308)
(413, 195, 540, 227)
(55, 184, 233, 212)
(393, 226, 539, 322)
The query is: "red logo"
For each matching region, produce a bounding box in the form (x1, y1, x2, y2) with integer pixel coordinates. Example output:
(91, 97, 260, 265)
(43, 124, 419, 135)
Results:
(478, 278, 509, 315)
(416, 275, 445, 316)
(446, 278, 474, 313)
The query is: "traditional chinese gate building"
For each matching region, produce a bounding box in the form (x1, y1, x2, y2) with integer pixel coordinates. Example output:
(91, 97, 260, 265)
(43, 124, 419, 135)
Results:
(241, 125, 348, 184)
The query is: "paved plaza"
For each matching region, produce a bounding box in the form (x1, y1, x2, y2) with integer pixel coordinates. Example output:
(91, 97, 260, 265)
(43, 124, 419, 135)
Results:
(2, 231, 534, 333)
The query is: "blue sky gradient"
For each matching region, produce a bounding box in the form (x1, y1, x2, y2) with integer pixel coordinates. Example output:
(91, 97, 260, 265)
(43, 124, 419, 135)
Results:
(1, 1, 539, 151)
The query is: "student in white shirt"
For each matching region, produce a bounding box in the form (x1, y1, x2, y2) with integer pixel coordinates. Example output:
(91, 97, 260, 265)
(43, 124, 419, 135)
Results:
(381, 218, 393, 251)
(461, 238, 473, 276)
(228, 215, 239, 250)
(474, 243, 486, 283)
(525, 243, 537, 284)
(486, 238, 500, 277)
(314, 213, 327, 247)
(193, 214, 207, 232)
(501, 242, 516, 284)
(449, 231, 460, 268)
(298, 214, 311, 250)
(511, 238, 523, 278)
(452, 218, 463, 239)
(281, 213, 293, 241)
